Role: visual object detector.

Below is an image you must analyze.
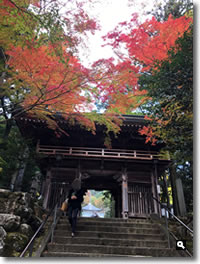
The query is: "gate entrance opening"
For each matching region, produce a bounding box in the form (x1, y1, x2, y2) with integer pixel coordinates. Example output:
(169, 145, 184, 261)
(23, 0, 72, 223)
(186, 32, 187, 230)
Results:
(81, 190, 113, 218)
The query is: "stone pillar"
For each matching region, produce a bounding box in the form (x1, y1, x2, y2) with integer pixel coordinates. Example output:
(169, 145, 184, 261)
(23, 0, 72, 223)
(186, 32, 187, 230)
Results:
(176, 178, 187, 216)
(121, 168, 128, 219)
(169, 165, 179, 216)
(14, 147, 29, 191)
(43, 169, 52, 209)
(14, 164, 26, 191)
(163, 172, 170, 209)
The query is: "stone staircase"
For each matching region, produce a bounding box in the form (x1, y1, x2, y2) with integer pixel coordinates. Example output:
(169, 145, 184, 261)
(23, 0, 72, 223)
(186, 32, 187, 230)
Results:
(42, 216, 183, 257)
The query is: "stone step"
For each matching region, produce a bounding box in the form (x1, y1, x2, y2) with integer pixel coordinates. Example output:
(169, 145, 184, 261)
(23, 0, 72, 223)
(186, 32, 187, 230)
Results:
(46, 243, 179, 257)
(42, 216, 184, 257)
(55, 224, 161, 234)
(42, 251, 151, 257)
(59, 219, 157, 228)
(54, 230, 165, 240)
(60, 216, 151, 223)
(53, 236, 168, 248)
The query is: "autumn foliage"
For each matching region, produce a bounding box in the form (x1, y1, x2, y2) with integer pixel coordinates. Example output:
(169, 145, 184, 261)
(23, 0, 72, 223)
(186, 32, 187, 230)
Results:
(93, 12, 192, 144)
(0, 0, 193, 145)
(90, 13, 192, 121)
(105, 14, 192, 68)
(0, 0, 103, 135)
(6, 44, 92, 123)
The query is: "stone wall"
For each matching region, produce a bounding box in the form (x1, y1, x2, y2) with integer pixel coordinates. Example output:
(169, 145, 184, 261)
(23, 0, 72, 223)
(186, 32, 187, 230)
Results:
(0, 189, 45, 257)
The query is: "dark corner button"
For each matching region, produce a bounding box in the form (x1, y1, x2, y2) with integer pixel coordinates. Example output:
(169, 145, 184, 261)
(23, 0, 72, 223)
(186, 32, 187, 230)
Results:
(176, 240, 186, 250)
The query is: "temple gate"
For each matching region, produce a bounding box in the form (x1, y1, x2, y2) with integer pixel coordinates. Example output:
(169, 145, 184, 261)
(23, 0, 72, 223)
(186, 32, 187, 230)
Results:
(16, 115, 170, 218)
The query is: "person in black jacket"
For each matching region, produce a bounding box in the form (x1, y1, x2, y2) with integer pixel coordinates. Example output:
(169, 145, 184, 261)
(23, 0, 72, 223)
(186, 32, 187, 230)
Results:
(67, 178, 85, 237)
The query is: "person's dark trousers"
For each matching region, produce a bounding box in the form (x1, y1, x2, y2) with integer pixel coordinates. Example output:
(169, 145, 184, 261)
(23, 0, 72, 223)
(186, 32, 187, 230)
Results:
(68, 206, 79, 233)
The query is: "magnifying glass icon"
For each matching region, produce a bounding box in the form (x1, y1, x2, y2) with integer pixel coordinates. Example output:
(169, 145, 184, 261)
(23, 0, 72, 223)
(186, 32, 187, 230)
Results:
(177, 241, 185, 249)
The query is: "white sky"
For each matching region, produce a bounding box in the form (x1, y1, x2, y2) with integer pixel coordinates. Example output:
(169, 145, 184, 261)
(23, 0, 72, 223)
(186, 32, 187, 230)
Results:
(79, 0, 155, 67)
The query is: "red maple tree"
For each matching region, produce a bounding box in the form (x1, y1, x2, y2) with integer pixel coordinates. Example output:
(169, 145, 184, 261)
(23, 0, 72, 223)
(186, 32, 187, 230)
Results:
(91, 13, 192, 143)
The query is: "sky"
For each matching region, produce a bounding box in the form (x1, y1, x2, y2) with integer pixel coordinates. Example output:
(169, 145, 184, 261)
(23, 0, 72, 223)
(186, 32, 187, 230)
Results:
(79, 0, 155, 67)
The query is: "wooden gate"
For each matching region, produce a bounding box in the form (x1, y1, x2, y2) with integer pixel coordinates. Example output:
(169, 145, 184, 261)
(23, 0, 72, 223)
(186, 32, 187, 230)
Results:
(128, 183, 154, 218)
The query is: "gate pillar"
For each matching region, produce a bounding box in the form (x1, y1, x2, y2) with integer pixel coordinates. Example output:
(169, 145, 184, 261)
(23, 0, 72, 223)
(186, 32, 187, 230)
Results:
(121, 168, 128, 219)
(151, 161, 161, 216)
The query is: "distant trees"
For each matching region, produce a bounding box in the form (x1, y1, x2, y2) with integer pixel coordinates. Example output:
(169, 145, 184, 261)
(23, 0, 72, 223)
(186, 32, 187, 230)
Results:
(149, 0, 193, 21)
